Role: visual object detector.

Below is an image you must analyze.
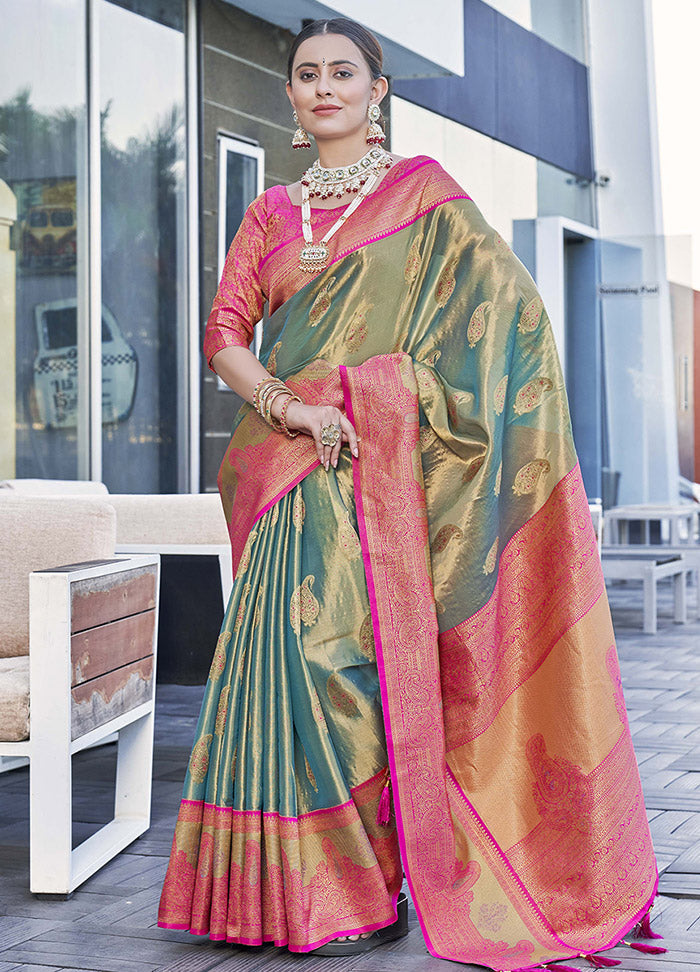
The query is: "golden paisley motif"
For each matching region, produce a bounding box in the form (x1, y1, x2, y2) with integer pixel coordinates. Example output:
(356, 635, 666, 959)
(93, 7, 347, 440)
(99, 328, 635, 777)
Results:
(293, 490, 306, 532)
(358, 612, 376, 661)
(462, 454, 485, 484)
(518, 295, 544, 334)
(415, 366, 439, 393)
(448, 391, 475, 425)
(304, 752, 318, 792)
(494, 462, 502, 496)
(483, 536, 499, 576)
(188, 733, 213, 784)
(494, 375, 508, 415)
(345, 303, 371, 351)
(269, 503, 279, 527)
(214, 685, 230, 736)
(513, 377, 554, 415)
(209, 630, 231, 680)
(339, 511, 361, 558)
(236, 528, 258, 577)
(513, 459, 551, 495)
(432, 523, 463, 554)
(267, 341, 282, 377)
(404, 233, 423, 284)
(467, 301, 490, 348)
(327, 673, 361, 718)
(308, 277, 336, 327)
(435, 257, 459, 308)
(290, 574, 319, 635)
(234, 582, 251, 631)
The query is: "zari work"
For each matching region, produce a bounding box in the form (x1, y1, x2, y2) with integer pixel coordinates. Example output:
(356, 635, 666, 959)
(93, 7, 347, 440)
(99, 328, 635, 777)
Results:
(158, 157, 658, 970)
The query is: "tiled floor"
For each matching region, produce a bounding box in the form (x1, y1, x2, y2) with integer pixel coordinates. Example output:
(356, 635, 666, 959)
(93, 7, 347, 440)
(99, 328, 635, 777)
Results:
(1, 579, 700, 971)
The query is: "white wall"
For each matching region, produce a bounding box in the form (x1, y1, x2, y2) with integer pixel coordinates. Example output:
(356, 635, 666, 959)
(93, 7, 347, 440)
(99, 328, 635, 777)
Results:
(390, 96, 538, 244)
(484, 0, 531, 29)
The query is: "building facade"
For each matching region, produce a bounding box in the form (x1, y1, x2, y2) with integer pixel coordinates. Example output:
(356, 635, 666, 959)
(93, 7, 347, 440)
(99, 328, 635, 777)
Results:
(0, 0, 682, 505)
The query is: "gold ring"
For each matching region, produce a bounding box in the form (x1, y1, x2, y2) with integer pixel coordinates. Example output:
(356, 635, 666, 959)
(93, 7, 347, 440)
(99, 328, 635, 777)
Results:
(320, 424, 341, 447)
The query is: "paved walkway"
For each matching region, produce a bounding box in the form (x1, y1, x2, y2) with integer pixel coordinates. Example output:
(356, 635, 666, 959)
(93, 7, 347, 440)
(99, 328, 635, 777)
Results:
(1, 579, 700, 971)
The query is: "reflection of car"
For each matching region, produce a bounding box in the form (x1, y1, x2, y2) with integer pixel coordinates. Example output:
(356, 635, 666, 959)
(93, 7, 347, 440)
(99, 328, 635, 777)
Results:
(21, 204, 77, 268)
(32, 299, 138, 429)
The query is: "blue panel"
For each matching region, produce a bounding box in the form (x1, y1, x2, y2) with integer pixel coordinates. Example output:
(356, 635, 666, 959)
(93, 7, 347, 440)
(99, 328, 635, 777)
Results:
(393, 0, 594, 180)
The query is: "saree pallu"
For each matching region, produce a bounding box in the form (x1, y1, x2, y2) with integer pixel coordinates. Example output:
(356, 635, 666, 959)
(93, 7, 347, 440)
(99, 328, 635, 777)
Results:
(159, 182, 658, 970)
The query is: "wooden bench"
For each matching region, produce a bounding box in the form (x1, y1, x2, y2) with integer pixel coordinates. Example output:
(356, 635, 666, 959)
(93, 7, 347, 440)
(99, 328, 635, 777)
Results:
(601, 550, 692, 634)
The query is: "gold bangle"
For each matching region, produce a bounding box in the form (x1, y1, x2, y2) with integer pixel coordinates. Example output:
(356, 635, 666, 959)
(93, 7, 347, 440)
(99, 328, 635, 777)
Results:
(280, 393, 302, 437)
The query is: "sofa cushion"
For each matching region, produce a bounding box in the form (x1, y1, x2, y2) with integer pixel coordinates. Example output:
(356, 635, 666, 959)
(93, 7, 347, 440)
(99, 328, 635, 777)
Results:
(0, 656, 29, 741)
(109, 493, 229, 545)
(0, 496, 116, 657)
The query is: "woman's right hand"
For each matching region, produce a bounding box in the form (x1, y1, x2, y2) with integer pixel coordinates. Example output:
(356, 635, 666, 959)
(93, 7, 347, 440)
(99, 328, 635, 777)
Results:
(283, 400, 359, 470)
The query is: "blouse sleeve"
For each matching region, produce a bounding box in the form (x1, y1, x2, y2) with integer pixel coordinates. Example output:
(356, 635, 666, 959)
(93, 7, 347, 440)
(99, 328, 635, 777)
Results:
(203, 192, 268, 370)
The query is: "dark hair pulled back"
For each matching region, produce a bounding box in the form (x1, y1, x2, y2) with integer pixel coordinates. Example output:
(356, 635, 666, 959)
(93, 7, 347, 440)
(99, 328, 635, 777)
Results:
(287, 18, 384, 82)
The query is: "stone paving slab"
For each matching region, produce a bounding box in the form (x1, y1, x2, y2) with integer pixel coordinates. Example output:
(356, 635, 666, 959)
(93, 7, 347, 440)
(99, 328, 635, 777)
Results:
(2, 581, 700, 970)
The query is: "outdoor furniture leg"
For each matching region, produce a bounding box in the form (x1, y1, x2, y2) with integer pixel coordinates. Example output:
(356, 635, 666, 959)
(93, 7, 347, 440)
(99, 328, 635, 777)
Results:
(643, 565, 657, 635)
(218, 548, 233, 609)
(674, 570, 687, 624)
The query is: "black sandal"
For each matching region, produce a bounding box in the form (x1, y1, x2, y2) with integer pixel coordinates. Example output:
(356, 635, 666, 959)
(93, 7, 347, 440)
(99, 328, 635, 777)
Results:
(308, 892, 409, 956)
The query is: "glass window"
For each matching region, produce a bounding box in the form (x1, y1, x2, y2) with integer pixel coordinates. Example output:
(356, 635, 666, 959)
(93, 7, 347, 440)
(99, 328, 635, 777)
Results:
(0, 0, 86, 480)
(99, 0, 187, 492)
(217, 134, 264, 363)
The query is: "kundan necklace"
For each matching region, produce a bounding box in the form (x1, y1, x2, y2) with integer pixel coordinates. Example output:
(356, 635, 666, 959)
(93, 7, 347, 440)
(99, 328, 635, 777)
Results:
(299, 149, 393, 273)
(302, 146, 393, 200)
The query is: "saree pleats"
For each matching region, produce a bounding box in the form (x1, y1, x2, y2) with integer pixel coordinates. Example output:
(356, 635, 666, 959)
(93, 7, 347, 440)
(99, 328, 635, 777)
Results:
(161, 172, 658, 970)
(158, 459, 402, 948)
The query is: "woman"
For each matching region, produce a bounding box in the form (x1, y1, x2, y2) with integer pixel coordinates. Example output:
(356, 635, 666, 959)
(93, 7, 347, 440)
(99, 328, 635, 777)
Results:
(158, 18, 661, 971)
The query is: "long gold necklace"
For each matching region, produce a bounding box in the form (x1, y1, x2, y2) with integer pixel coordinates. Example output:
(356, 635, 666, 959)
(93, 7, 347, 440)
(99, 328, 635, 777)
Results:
(299, 151, 393, 273)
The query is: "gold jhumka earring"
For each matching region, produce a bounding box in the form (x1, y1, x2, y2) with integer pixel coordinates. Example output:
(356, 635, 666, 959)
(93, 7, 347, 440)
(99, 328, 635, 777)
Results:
(366, 104, 385, 145)
(291, 110, 311, 150)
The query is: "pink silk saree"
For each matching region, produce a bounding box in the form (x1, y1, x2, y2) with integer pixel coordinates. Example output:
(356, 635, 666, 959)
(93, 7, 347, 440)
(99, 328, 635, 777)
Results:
(158, 157, 658, 970)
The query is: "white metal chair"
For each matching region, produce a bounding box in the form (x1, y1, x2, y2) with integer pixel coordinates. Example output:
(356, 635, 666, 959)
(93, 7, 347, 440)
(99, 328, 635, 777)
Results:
(0, 495, 160, 894)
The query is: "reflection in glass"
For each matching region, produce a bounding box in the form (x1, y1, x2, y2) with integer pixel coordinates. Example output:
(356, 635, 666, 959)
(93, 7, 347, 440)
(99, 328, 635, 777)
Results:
(0, 0, 85, 480)
(99, 0, 187, 492)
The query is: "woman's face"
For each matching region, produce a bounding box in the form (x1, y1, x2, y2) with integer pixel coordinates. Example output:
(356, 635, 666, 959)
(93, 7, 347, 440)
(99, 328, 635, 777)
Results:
(287, 33, 386, 145)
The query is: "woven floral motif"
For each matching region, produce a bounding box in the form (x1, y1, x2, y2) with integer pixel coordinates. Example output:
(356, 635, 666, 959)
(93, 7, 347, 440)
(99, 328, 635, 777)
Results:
(234, 582, 251, 631)
(188, 733, 213, 784)
(209, 630, 231, 680)
(494, 462, 502, 496)
(514, 377, 554, 415)
(467, 301, 490, 348)
(293, 490, 305, 532)
(518, 294, 544, 334)
(462, 454, 485, 484)
(482, 536, 499, 575)
(493, 374, 508, 415)
(432, 523, 463, 554)
(359, 612, 376, 661)
(339, 510, 361, 558)
(434, 257, 458, 308)
(404, 233, 423, 284)
(526, 734, 593, 834)
(512, 458, 551, 495)
(236, 528, 258, 576)
(308, 277, 335, 327)
(477, 902, 508, 935)
(267, 341, 282, 376)
(290, 575, 319, 635)
(344, 304, 370, 351)
(214, 685, 230, 736)
(327, 673, 361, 718)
